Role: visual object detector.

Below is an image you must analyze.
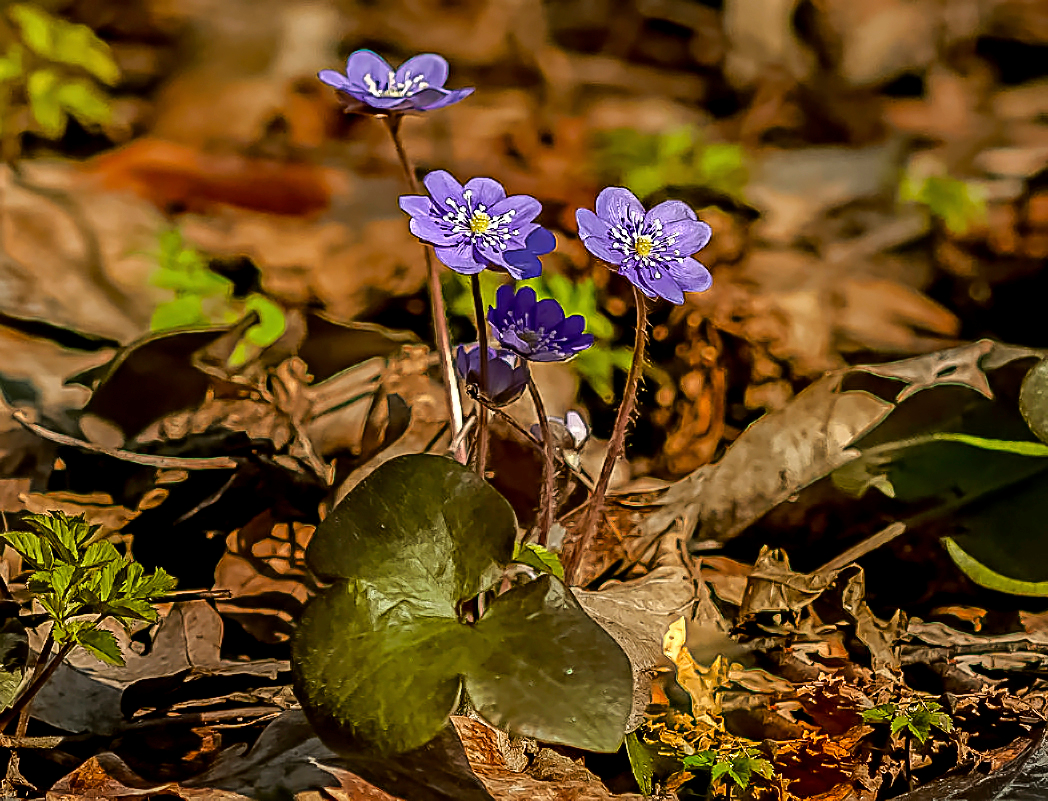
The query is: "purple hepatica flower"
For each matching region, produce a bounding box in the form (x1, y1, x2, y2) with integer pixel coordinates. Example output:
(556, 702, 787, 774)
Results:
(455, 344, 529, 406)
(400, 171, 553, 278)
(576, 187, 712, 305)
(318, 50, 474, 114)
(487, 284, 594, 362)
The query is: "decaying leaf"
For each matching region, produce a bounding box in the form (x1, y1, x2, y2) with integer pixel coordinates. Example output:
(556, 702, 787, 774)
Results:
(641, 340, 1044, 548)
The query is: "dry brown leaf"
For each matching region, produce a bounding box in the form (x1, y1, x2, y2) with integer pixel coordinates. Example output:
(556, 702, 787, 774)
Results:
(0, 163, 164, 341)
(83, 139, 343, 216)
(454, 716, 645, 801)
(31, 601, 285, 735)
(643, 340, 1032, 546)
(667, 373, 892, 543)
(47, 752, 248, 800)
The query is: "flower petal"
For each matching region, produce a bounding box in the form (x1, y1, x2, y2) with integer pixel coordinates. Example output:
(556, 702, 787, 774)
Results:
(577, 210, 627, 264)
(533, 298, 567, 330)
(474, 241, 508, 269)
(416, 87, 475, 111)
(637, 270, 684, 305)
(345, 49, 392, 89)
(557, 314, 587, 339)
(359, 95, 413, 110)
(409, 216, 458, 246)
(403, 87, 448, 109)
(663, 219, 712, 256)
(398, 194, 432, 217)
(667, 257, 713, 293)
(463, 177, 507, 209)
(568, 333, 595, 353)
(434, 242, 485, 274)
(644, 200, 697, 226)
(502, 250, 543, 279)
(455, 344, 471, 379)
(515, 286, 538, 319)
(523, 226, 556, 256)
(595, 186, 644, 225)
(489, 284, 515, 325)
(489, 194, 541, 225)
(423, 170, 464, 206)
(617, 263, 656, 299)
(395, 53, 448, 88)
(318, 69, 352, 90)
(564, 411, 588, 447)
(498, 329, 532, 357)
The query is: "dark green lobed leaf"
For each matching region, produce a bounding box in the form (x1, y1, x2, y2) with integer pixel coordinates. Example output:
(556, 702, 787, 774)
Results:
(293, 454, 632, 757)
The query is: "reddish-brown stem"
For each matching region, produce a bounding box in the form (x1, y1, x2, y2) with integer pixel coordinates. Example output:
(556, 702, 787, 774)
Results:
(384, 116, 466, 463)
(3, 628, 53, 784)
(471, 274, 490, 477)
(0, 640, 75, 732)
(563, 284, 648, 583)
(528, 376, 556, 545)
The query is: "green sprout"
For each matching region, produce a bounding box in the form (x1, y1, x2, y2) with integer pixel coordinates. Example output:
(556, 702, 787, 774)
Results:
(862, 699, 954, 745)
(148, 228, 287, 368)
(596, 126, 748, 201)
(512, 541, 564, 580)
(0, 2, 119, 146)
(683, 745, 775, 793)
(899, 171, 987, 236)
(1, 511, 176, 666)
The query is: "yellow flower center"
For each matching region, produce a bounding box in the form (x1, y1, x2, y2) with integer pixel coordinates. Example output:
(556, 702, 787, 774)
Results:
(470, 211, 492, 235)
(634, 235, 654, 258)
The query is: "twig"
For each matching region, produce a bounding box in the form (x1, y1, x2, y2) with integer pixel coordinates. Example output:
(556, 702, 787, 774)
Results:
(384, 115, 466, 464)
(0, 640, 75, 732)
(449, 413, 478, 456)
(157, 589, 233, 603)
(3, 630, 53, 787)
(172, 473, 239, 524)
(11, 410, 239, 470)
(814, 523, 907, 579)
(899, 639, 1048, 666)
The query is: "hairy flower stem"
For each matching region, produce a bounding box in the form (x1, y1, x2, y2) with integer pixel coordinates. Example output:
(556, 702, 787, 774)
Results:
(384, 115, 466, 463)
(470, 274, 490, 477)
(528, 376, 556, 546)
(564, 285, 648, 584)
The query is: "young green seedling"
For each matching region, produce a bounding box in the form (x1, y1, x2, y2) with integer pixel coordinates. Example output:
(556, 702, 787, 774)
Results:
(0, 511, 176, 729)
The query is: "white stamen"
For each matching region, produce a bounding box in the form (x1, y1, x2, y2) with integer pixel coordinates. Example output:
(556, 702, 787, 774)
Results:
(362, 70, 430, 98)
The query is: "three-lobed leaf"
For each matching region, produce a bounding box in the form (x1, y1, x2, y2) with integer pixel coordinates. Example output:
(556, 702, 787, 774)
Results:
(293, 454, 632, 757)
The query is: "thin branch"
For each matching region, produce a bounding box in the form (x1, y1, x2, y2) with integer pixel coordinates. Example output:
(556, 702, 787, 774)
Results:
(0, 640, 75, 732)
(384, 116, 466, 464)
(11, 410, 238, 470)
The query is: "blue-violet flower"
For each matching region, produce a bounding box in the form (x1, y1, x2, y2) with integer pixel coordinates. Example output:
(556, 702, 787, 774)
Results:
(487, 285, 593, 362)
(576, 187, 712, 304)
(400, 171, 554, 279)
(318, 50, 474, 114)
(455, 344, 529, 406)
